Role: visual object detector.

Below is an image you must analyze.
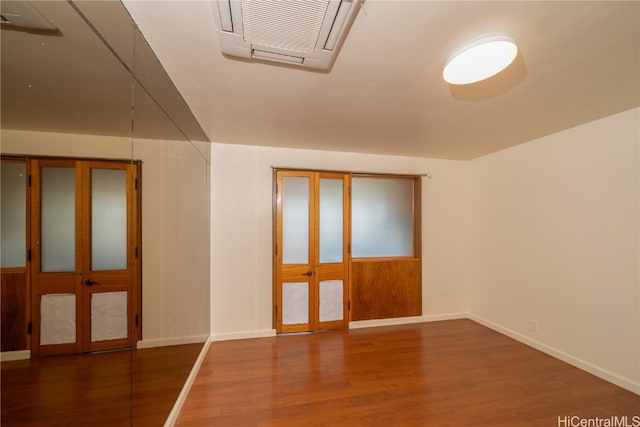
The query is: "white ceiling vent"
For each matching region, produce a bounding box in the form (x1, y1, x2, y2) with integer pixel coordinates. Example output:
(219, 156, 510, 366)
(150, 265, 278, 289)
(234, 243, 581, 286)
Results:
(211, 0, 360, 70)
(0, 1, 58, 33)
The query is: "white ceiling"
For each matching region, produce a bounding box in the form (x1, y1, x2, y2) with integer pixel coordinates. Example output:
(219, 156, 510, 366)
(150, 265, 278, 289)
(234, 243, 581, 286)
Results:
(2, 1, 638, 160)
(123, 0, 640, 160)
(1, 1, 208, 142)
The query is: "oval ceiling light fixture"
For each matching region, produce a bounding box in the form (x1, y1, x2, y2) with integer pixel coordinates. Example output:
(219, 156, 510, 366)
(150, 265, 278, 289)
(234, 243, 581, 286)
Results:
(443, 36, 518, 85)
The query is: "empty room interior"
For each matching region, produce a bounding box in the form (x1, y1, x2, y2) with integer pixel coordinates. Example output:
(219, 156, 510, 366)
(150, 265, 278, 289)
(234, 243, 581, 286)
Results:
(1, 1, 639, 426)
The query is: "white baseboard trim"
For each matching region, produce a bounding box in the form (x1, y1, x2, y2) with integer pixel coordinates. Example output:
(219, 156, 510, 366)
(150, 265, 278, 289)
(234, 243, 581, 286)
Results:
(137, 335, 209, 349)
(468, 313, 640, 395)
(160, 313, 639, 426)
(0, 350, 31, 361)
(211, 329, 276, 341)
(349, 312, 468, 329)
(163, 337, 212, 427)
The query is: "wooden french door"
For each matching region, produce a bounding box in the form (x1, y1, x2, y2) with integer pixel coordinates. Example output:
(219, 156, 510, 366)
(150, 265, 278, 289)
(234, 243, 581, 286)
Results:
(274, 170, 350, 333)
(30, 159, 140, 356)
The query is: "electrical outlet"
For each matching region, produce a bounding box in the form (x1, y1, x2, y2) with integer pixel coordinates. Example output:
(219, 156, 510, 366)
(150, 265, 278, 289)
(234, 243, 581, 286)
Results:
(528, 320, 537, 333)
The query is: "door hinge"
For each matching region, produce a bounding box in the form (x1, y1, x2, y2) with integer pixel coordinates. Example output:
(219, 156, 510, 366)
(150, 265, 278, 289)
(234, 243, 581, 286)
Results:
(275, 244, 278, 256)
(135, 314, 139, 326)
(274, 306, 278, 316)
(348, 300, 351, 311)
(134, 178, 139, 190)
(27, 249, 32, 262)
(135, 247, 139, 259)
(27, 321, 32, 335)
(348, 243, 351, 254)
(27, 175, 32, 187)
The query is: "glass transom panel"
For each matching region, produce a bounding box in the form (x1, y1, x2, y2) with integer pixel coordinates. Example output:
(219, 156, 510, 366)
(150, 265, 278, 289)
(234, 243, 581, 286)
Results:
(91, 169, 127, 271)
(41, 167, 76, 272)
(319, 178, 343, 264)
(282, 177, 309, 265)
(1, 162, 27, 268)
(352, 178, 414, 257)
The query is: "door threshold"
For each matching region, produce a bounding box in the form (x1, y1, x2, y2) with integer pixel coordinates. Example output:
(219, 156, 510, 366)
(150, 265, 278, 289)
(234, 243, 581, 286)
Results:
(89, 346, 136, 355)
(277, 330, 333, 336)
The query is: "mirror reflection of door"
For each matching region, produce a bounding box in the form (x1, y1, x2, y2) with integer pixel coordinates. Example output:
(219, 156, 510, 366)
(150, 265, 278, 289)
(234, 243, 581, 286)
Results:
(29, 158, 141, 356)
(0, 160, 30, 354)
(274, 170, 350, 333)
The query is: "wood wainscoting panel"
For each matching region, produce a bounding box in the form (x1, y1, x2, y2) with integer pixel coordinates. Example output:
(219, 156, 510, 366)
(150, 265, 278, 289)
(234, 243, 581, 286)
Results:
(351, 258, 421, 321)
(1, 269, 27, 352)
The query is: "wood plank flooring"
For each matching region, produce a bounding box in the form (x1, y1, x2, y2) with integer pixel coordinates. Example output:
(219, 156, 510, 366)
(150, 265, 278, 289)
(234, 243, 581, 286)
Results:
(177, 320, 639, 426)
(1, 343, 203, 427)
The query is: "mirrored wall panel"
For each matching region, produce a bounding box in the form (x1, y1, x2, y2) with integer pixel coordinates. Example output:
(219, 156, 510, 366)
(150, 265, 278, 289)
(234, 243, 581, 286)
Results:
(1, 1, 209, 426)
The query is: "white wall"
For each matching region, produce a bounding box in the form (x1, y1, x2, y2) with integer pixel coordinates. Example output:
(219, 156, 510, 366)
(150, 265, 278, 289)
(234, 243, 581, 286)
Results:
(9, 107, 635, 394)
(209, 109, 639, 394)
(468, 108, 640, 392)
(210, 143, 471, 339)
(1, 129, 211, 347)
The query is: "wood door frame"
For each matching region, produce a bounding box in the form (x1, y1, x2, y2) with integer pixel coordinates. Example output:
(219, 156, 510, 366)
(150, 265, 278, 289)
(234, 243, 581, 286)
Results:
(273, 170, 316, 333)
(273, 169, 351, 333)
(273, 169, 423, 329)
(30, 159, 84, 356)
(80, 161, 140, 353)
(349, 174, 422, 321)
(2, 155, 142, 357)
(313, 171, 350, 331)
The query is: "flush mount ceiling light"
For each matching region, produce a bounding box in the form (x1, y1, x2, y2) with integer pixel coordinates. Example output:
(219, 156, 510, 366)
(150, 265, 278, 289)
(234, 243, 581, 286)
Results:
(443, 36, 518, 85)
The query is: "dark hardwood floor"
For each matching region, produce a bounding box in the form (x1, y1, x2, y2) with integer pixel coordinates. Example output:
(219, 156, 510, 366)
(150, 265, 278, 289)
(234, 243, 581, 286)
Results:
(2, 321, 638, 427)
(1, 343, 203, 427)
(176, 320, 639, 426)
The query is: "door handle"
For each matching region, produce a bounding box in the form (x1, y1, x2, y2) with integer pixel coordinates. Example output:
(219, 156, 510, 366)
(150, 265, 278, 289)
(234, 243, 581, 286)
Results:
(303, 270, 313, 277)
(84, 279, 98, 286)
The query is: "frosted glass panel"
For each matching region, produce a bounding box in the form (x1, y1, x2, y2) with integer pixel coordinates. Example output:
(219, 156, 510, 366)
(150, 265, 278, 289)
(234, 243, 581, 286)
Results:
(282, 282, 308, 325)
(319, 280, 343, 322)
(282, 177, 309, 265)
(41, 167, 76, 272)
(40, 294, 76, 345)
(92, 169, 127, 271)
(1, 162, 26, 267)
(91, 291, 128, 342)
(319, 178, 343, 264)
(352, 178, 414, 257)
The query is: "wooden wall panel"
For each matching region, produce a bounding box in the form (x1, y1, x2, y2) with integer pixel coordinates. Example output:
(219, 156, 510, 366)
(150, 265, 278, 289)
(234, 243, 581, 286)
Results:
(351, 259, 421, 321)
(1, 270, 27, 351)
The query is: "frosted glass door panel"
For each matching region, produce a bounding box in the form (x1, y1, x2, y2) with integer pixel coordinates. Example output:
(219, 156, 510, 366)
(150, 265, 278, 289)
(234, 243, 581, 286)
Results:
(1, 162, 26, 267)
(91, 291, 128, 342)
(41, 167, 76, 272)
(282, 282, 309, 325)
(282, 177, 309, 265)
(319, 178, 343, 264)
(40, 294, 76, 345)
(91, 169, 127, 271)
(319, 280, 343, 322)
(352, 178, 414, 257)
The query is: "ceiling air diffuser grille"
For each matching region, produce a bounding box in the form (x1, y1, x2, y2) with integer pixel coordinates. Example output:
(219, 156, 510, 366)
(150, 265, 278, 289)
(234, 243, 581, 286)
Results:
(211, 0, 359, 70)
(242, 0, 330, 53)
